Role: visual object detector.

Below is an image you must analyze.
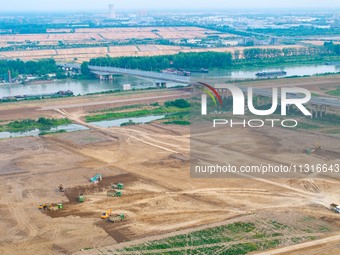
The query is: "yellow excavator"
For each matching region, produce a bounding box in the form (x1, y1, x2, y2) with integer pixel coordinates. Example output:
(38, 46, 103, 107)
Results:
(305, 143, 323, 154)
(38, 203, 63, 211)
(101, 209, 113, 219)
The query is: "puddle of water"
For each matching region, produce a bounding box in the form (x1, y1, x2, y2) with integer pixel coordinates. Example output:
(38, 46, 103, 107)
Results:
(0, 124, 88, 139)
(89, 115, 165, 128)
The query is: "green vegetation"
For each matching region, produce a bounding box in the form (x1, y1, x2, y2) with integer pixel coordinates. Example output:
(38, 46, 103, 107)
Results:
(165, 99, 191, 108)
(233, 55, 340, 69)
(313, 113, 340, 125)
(242, 47, 332, 60)
(232, 46, 340, 69)
(161, 110, 190, 126)
(85, 108, 165, 122)
(74, 61, 96, 80)
(324, 41, 340, 55)
(326, 87, 340, 96)
(120, 120, 137, 127)
(0, 59, 59, 79)
(85, 99, 191, 123)
(88, 47, 339, 72)
(0, 118, 71, 133)
(84, 86, 165, 97)
(39, 130, 67, 136)
(163, 120, 190, 125)
(91, 104, 146, 113)
(89, 52, 232, 71)
(295, 122, 322, 130)
(118, 220, 319, 254)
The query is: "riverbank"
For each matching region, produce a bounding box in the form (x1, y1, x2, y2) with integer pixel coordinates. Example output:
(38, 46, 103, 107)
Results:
(231, 55, 340, 69)
(0, 118, 72, 133)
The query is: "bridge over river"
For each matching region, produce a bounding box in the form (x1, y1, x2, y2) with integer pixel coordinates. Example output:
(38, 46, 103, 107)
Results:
(56, 63, 340, 116)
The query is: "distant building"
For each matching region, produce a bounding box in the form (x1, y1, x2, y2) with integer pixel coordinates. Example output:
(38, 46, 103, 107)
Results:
(122, 84, 132, 91)
(108, 4, 116, 19)
(187, 39, 202, 44)
(222, 40, 239, 46)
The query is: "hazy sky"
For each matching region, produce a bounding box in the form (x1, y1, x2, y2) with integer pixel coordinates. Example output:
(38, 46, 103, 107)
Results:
(1, 0, 340, 12)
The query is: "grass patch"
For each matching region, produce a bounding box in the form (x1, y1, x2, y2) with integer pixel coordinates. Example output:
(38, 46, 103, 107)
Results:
(226, 222, 256, 233)
(163, 120, 190, 125)
(225, 243, 258, 255)
(85, 99, 190, 123)
(120, 120, 137, 127)
(0, 118, 71, 133)
(270, 220, 289, 230)
(326, 87, 340, 96)
(85, 108, 165, 122)
(91, 104, 146, 113)
(117, 218, 328, 254)
(39, 130, 67, 136)
(324, 129, 340, 134)
(295, 122, 321, 130)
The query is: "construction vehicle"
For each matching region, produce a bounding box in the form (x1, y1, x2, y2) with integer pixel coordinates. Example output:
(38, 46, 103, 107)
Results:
(330, 203, 340, 213)
(90, 174, 102, 184)
(111, 183, 124, 190)
(51, 203, 64, 211)
(101, 209, 113, 219)
(114, 191, 122, 197)
(38, 203, 63, 211)
(58, 184, 64, 192)
(107, 190, 122, 197)
(305, 144, 323, 154)
(78, 194, 85, 203)
(38, 204, 47, 210)
(109, 214, 126, 223)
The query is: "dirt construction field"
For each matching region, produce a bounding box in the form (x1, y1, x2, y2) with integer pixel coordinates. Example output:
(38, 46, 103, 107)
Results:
(0, 84, 340, 254)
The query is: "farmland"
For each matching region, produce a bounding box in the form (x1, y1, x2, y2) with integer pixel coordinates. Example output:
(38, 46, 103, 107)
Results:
(0, 44, 306, 62)
(0, 26, 309, 62)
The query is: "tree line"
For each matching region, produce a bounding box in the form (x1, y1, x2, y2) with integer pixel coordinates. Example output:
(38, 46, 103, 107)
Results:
(242, 46, 336, 60)
(324, 42, 340, 55)
(0, 59, 58, 78)
(88, 52, 233, 71)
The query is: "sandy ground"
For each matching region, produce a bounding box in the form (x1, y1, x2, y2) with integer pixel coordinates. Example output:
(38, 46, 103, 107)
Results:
(0, 79, 340, 255)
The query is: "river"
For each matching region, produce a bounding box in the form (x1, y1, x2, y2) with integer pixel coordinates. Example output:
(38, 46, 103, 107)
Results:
(0, 63, 339, 99)
(193, 63, 340, 80)
(0, 115, 165, 139)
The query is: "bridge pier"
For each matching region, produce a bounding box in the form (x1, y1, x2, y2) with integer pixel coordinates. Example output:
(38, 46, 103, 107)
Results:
(320, 105, 327, 118)
(99, 74, 113, 80)
(155, 82, 167, 88)
(310, 104, 327, 119)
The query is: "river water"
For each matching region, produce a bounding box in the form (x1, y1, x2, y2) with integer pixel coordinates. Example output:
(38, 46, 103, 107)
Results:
(0, 115, 165, 139)
(0, 124, 88, 139)
(0, 64, 339, 99)
(197, 63, 340, 80)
